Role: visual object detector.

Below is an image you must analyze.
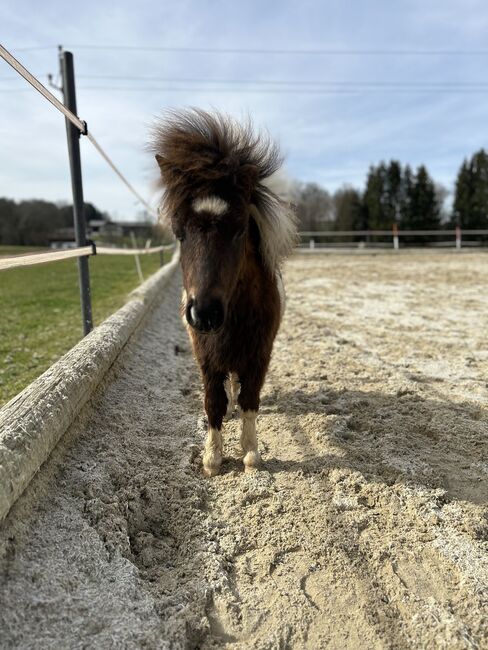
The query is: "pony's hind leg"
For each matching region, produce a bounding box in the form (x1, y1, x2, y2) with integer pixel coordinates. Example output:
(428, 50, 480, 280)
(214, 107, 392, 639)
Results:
(202, 370, 227, 477)
(224, 372, 240, 420)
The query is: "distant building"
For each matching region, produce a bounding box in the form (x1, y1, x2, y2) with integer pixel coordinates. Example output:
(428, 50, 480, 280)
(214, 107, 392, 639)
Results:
(49, 218, 154, 248)
(48, 227, 76, 248)
(114, 221, 154, 239)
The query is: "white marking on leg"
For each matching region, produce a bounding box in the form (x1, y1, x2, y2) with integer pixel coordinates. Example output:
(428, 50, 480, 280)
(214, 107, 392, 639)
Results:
(203, 426, 223, 477)
(240, 410, 260, 471)
(192, 196, 229, 216)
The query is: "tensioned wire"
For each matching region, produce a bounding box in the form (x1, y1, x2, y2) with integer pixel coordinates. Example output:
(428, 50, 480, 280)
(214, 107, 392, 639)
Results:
(0, 43, 157, 217)
(0, 44, 86, 132)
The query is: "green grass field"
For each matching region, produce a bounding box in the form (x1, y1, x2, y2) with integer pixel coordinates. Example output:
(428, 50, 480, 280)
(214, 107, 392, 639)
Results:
(0, 246, 171, 406)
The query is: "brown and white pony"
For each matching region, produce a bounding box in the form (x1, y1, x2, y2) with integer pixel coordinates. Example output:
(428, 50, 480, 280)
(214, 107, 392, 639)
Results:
(151, 109, 297, 476)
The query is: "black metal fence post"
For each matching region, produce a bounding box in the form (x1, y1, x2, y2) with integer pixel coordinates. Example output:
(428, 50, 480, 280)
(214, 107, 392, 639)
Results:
(60, 50, 93, 335)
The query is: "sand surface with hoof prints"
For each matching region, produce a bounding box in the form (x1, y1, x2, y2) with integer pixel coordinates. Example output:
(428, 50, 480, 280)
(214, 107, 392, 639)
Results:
(0, 252, 487, 649)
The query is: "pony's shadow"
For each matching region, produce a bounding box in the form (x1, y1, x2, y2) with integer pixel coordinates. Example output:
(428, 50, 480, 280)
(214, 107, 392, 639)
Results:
(258, 387, 488, 506)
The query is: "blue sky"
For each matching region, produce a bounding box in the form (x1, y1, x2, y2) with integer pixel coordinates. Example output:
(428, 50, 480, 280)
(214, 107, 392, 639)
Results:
(1, 0, 488, 221)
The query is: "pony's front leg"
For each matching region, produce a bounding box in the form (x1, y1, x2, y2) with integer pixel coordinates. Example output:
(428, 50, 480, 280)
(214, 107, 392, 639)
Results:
(202, 370, 227, 477)
(238, 374, 263, 472)
(240, 410, 260, 472)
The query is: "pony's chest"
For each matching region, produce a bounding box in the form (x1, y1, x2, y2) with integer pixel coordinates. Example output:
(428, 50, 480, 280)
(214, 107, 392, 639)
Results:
(217, 297, 280, 359)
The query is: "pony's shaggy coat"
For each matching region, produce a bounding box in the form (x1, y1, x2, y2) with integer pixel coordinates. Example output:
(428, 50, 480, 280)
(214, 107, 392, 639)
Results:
(151, 109, 297, 475)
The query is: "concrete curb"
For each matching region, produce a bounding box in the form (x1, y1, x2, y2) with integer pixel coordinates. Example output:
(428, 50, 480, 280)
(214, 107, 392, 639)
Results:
(0, 247, 180, 522)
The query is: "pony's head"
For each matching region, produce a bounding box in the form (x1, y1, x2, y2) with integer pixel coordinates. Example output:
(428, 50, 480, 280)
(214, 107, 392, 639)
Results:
(165, 181, 256, 333)
(151, 109, 297, 333)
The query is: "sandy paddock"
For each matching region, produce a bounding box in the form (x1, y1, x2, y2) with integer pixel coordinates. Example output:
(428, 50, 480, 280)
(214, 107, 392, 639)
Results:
(0, 252, 487, 649)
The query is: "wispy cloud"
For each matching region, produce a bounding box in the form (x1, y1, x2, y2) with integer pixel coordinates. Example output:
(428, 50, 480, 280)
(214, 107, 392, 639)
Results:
(1, 0, 488, 219)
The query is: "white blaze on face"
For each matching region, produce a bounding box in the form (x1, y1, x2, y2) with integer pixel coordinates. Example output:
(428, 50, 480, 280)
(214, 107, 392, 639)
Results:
(192, 196, 229, 216)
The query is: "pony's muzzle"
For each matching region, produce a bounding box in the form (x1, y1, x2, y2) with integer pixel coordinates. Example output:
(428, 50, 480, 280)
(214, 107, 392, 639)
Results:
(186, 297, 225, 333)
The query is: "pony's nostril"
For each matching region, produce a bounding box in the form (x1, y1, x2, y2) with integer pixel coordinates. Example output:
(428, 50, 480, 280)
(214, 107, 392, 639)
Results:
(185, 300, 196, 327)
(187, 298, 224, 332)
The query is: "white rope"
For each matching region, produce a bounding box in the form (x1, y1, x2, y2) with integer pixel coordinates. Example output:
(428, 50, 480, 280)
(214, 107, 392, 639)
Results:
(97, 244, 175, 256)
(0, 246, 93, 271)
(0, 43, 158, 217)
(0, 44, 86, 133)
(85, 133, 157, 217)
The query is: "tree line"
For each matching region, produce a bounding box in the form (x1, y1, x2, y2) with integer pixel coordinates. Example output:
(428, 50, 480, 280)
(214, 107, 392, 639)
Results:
(1, 149, 487, 245)
(294, 148, 488, 232)
(0, 199, 109, 246)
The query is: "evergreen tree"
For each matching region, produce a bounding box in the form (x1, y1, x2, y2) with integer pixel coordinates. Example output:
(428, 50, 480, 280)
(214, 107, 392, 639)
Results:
(401, 165, 441, 230)
(333, 186, 364, 231)
(385, 160, 403, 224)
(363, 163, 388, 229)
(399, 165, 414, 227)
(363, 161, 442, 231)
(453, 159, 472, 226)
(453, 149, 488, 228)
(363, 161, 404, 229)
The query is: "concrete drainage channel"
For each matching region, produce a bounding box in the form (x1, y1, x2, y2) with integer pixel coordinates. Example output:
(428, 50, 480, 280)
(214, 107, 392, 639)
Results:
(0, 247, 180, 523)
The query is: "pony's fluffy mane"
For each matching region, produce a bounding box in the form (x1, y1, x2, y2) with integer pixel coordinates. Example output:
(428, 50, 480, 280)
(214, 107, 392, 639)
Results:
(150, 108, 297, 270)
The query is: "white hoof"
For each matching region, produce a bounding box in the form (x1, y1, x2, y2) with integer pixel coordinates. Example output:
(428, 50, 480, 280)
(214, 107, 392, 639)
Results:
(243, 450, 261, 472)
(203, 449, 222, 477)
(203, 464, 221, 477)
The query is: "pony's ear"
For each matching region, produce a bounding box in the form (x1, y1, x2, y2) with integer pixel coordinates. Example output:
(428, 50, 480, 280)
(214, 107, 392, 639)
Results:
(155, 154, 178, 184)
(155, 154, 166, 169)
